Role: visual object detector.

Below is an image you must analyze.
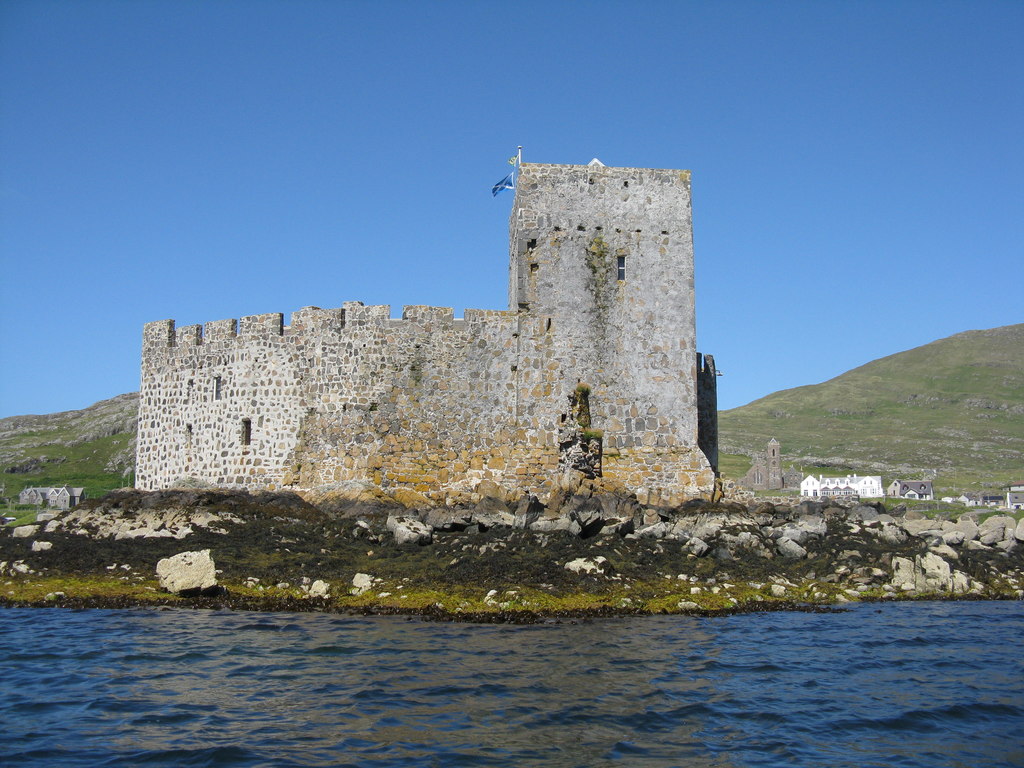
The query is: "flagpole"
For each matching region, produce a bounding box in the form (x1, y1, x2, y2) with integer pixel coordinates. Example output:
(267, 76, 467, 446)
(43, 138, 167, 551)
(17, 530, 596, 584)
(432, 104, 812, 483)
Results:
(513, 145, 522, 189)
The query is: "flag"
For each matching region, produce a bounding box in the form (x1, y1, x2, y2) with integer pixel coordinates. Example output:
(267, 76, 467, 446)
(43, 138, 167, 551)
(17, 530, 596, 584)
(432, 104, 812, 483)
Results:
(492, 173, 514, 196)
(508, 155, 518, 166)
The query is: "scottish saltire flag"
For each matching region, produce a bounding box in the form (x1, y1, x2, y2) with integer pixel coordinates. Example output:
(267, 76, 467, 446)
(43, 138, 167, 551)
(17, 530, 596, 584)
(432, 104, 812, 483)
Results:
(492, 172, 514, 196)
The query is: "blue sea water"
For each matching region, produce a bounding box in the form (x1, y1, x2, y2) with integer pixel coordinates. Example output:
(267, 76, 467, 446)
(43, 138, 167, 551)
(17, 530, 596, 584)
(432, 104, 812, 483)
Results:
(1, 601, 1022, 767)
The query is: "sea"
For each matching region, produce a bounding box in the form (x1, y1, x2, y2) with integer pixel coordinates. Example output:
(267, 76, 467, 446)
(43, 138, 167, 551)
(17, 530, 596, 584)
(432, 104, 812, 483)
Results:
(1, 601, 1022, 767)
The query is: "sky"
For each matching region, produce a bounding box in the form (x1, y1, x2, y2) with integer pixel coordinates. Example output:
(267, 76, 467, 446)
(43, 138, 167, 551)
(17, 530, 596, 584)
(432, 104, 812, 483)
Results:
(1, 0, 1021, 418)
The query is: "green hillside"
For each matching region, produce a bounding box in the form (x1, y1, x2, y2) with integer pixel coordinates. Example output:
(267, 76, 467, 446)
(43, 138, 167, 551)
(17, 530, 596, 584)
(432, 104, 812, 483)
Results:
(0, 393, 138, 503)
(719, 324, 1024, 493)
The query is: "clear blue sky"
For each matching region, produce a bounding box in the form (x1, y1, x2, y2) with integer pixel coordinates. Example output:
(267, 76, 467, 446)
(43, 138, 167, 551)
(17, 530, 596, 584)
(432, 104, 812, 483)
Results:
(1, 0, 1021, 418)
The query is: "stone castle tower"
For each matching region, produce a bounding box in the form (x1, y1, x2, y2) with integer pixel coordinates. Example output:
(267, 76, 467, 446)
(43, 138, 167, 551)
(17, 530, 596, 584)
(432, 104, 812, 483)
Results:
(136, 162, 717, 503)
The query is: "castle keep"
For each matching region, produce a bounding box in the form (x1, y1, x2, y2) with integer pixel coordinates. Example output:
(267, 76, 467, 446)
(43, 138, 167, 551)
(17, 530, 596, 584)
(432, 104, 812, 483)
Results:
(136, 162, 718, 503)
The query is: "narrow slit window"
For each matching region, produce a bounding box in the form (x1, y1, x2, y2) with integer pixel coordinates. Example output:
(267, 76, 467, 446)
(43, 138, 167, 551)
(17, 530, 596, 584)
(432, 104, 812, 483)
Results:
(241, 418, 252, 446)
(185, 424, 193, 448)
(214, 376, 223, 401)
(617, 256, 626, 281)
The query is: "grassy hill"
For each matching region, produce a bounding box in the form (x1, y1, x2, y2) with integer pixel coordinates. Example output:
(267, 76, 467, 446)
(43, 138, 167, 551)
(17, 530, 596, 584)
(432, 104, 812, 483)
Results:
(1, 393, 138, 503)
(718, 324, 1024, 494)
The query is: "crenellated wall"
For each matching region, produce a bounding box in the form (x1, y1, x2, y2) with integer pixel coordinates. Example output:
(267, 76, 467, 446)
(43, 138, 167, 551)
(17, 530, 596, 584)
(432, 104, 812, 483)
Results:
(137, 162, 718, 503)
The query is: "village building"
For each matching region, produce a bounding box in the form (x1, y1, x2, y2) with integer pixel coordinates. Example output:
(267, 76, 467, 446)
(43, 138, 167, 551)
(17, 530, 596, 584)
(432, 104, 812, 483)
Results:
(800, 474, 883, 499)
(1005, 483, 1024, 510)
(886, 480, 934, 501)
(18, 485, 86, 510)
(739, 438, 802, 491)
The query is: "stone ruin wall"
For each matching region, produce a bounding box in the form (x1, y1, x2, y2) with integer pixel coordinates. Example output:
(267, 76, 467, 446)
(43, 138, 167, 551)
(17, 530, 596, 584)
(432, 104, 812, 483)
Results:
(138, 303, 717, 503)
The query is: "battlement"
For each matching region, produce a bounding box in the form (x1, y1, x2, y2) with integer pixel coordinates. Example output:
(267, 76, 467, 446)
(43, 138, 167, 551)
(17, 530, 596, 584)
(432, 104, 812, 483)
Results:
(142, 303, 524, 351)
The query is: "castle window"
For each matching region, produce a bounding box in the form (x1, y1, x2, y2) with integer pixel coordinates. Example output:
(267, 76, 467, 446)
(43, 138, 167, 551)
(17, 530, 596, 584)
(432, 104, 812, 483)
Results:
(214, 376, 223, 401)
(530, 262, 539, 273)
(527, 238, 537, 250)
(185, 424, 193, 448)
(617, 256, 626, 281)
(241, 418, 252, 446)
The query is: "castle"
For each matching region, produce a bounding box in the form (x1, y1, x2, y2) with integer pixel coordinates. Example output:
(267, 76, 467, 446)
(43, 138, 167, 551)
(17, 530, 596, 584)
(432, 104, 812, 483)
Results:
(136, 162, 718, 504)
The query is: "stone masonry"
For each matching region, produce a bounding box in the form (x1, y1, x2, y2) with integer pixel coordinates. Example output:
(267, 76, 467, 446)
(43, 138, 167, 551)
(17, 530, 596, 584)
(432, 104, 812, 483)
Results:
(136, 162, 718, 504)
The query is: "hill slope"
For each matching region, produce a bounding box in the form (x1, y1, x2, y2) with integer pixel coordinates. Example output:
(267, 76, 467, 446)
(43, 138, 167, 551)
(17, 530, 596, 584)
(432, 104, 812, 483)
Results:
(719, 324, 1024, 490)
(0, 393, 138, 500)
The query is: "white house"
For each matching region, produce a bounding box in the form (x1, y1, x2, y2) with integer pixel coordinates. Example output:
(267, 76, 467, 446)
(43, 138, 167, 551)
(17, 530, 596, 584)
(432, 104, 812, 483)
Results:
(800, 474, 884, 499)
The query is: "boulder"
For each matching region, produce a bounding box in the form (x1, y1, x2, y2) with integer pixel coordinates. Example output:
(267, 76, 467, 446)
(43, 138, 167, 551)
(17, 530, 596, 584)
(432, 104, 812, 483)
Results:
(156, 549, 218, 595)
(351, 573, 374, 595)
(877, 523, 908, 546)
(31, 541, 52, 552)
(307, 579, 330, 599)
(472, 496, 515, 530)
(423, 508, 473, 532)
(978, 516, 1014, 545)
(1016, 518, 1024, 542)
(685, 537, 710, 557)
(386, 515, 432, 545)
(954, 518, 979, 542)
(890, 552, 959, 593)
(676, 600, 700, 610)
(530, 515, 573, 533)
(777, 537, 807, 560)
(12, 525, 39, 538)
(513, 495, 543, 530)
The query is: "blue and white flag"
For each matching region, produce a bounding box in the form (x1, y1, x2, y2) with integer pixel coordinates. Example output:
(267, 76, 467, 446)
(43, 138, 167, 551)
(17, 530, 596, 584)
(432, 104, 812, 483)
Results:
(492, 173, 514, 196)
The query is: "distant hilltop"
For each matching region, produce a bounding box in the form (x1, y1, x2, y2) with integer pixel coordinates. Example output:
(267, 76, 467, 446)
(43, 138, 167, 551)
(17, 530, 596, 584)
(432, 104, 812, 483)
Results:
(719, 324, 1024, 491)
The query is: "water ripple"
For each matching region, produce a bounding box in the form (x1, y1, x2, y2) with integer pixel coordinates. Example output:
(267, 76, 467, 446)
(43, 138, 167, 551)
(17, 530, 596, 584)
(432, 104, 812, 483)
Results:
(1, 602, 1022, 767)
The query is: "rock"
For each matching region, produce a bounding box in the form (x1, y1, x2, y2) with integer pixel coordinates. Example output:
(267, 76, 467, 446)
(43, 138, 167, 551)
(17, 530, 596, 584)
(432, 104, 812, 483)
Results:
(929, 543, 959, 560)
(351, 573, 373, 595)
(770, 584, 787, 598)
(530, 515, 573, 533)
(513, 495, 543, 530)
(941, 529, 966, 546)
(954, 518, 979, 542)
(472, 496, 515, 530)
(30, 541, 52, 552)
(307, 579, 330, 598)
(386, 515, 432, 545)
(12, 525, 39, 538)
(878, 523, 908, 546)
(676, 601, 699, 610)
(900, 519, 944, 538)
(847, 505, 879, 522)
(776, 537, 807, 559)
(564, 556, 609, 574)
(635, 521, 671, 539)
(422, 508, 471, 531)
(44, 591, 65, 601)
(156, 550, 218, 595)
(686, 537, 709, 557)
(979, 515, 1015, 545)
(1016, 518, 1024, 542)
(891, 553, 956, 592)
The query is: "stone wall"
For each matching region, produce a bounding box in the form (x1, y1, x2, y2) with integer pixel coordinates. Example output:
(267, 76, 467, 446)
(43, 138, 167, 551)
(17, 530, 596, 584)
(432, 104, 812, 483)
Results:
(137, 162, 717, 503)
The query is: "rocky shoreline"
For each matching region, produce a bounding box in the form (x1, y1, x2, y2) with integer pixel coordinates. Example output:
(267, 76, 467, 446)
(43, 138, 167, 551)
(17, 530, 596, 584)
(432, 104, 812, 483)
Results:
(2, 478, 1022, 622)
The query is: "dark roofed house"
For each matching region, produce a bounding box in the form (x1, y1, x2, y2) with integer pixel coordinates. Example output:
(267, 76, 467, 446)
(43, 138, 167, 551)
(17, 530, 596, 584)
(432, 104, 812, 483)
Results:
(1006, 483, 1024, 510)
(887, 480, 934, 500)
